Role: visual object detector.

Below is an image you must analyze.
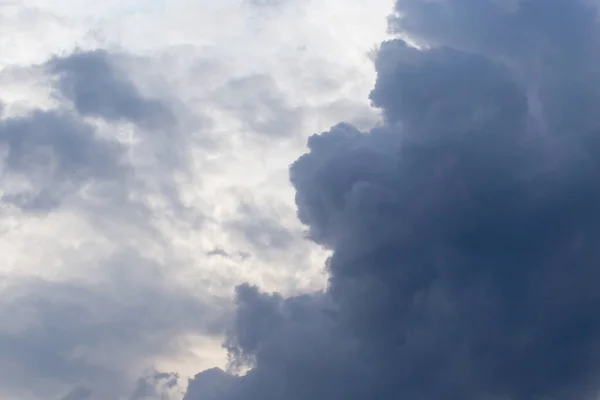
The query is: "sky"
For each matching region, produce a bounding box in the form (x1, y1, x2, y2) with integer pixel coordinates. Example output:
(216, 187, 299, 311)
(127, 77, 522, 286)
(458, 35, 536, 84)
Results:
(6, 0, 600, 400)
(0, 0, 393, 399)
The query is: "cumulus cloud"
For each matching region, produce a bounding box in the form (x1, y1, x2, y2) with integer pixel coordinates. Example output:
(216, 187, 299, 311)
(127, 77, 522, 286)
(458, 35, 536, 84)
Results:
(185, 1, 600, 399)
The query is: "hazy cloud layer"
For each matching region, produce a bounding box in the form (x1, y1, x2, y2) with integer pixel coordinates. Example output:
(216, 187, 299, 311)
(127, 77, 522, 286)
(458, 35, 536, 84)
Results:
(0, 1, 394, 399)
(0, 48, 223, 399)
(185, 1, 600, 399)
(59, 387, 92, 400)
(0, 250, 228, 399)
(0, 48, 176, 214)
(212, 74, 304, 137)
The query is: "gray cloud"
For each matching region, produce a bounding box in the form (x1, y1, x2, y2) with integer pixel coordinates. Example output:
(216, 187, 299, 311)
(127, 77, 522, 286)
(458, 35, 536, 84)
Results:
(246, 0, 287, 6)
(0, 47, 213, 400)
(227, 202, 295, 252)
(59, 386, 92, 400)
(0, 109, 128, 211)
(0, 48, 178, 213)
(184, 285, 361, 400)
(0, 48, 196, 225)
(206, 248, 251, 261)
(47, 49, 173, 127)
(128, 369, 181, 400)
(206, 248, 233, 258)
(212, 74, 304, 137)
(0, 251, 229, 400)
(185, 1, 600, 399)
(184, 368, 236, 400)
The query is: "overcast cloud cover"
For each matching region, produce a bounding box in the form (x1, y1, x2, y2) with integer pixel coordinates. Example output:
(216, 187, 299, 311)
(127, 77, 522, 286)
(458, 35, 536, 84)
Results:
(5, 0, 600, 399)
(0, 0, 391, 399)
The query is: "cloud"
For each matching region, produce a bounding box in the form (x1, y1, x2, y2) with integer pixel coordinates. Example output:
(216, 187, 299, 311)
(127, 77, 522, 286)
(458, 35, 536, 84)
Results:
(0, 46, 219, 400)
(0, 48, 180, 214)
(184, 1, 600, 399)
(245, 0, 288, 7)
(0, 109, 128, 212)
(227, 202, 295, 252)
(0, 1, 394, 399)
(59, 386, 92, 400)
(47, 49, 174, 127)
(184, 368, 236, 400)
(184, 285, 361, 400)
(0, 250, 229, 400)
(212, 74, 304, 137)
(0, 48, 197, 226)
(128, 369, 182, 400)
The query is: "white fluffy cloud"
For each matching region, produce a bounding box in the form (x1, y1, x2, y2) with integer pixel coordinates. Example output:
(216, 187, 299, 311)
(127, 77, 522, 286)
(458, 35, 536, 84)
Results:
(0, 0, 393, 399)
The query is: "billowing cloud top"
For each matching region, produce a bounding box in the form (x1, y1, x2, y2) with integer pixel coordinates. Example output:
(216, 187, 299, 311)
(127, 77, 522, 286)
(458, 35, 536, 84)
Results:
(185, 0, 600, 399)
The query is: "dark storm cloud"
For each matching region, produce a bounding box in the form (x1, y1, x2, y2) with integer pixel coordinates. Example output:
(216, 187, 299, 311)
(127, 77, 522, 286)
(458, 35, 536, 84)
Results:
(185, 1, 600, 399)
(47, 49, 173, 127)
(184, 285, 363, 400)
(184, 368, 236, 400)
